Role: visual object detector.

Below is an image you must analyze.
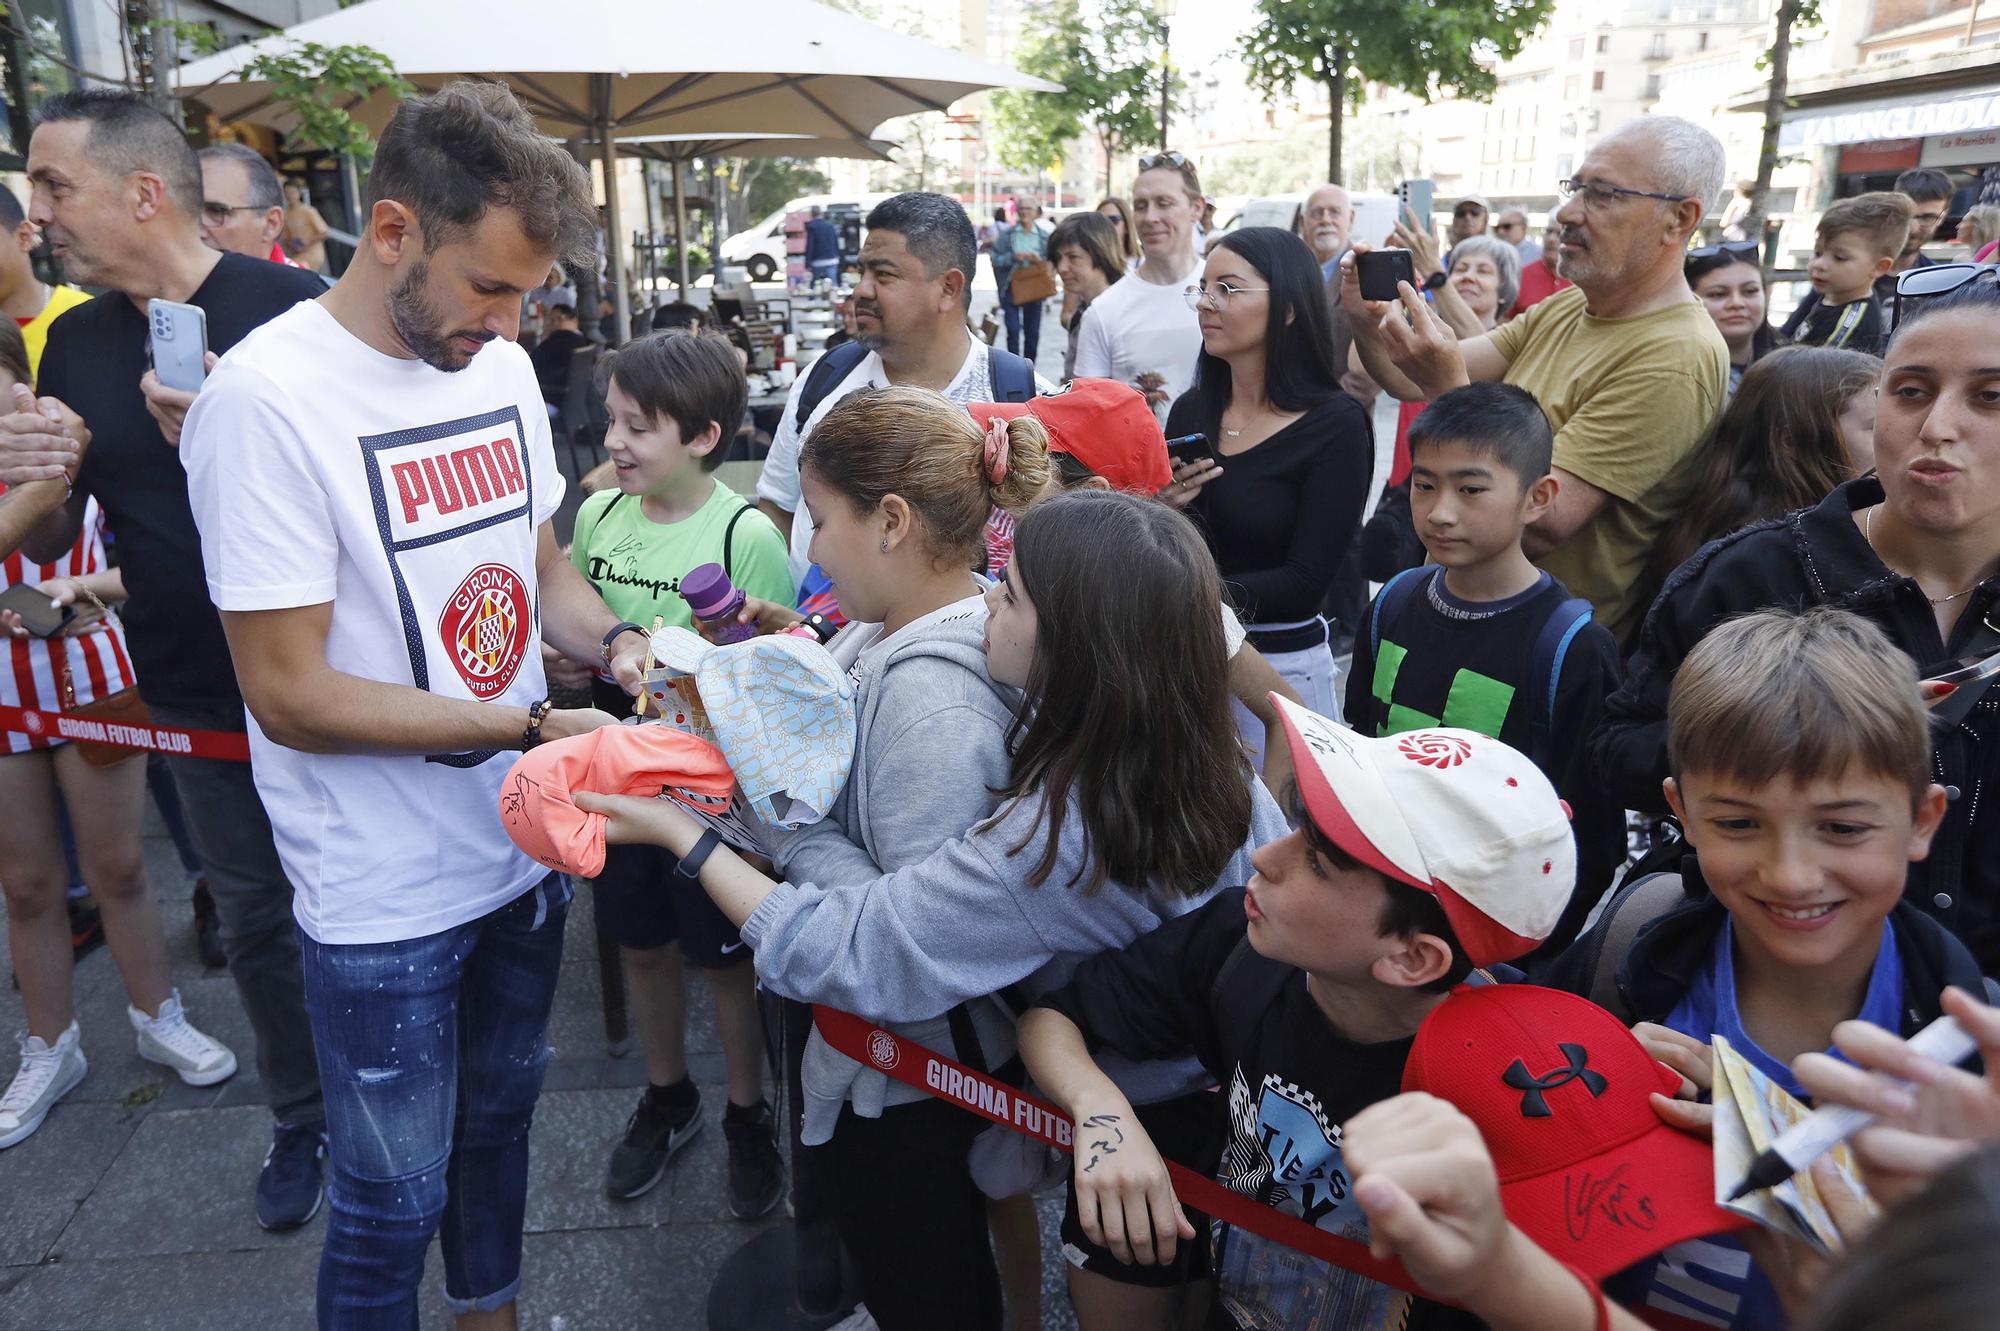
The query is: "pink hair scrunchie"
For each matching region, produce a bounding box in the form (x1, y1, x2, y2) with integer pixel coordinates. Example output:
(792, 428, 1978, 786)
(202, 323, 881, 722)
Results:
(982, 416, 1011, 486)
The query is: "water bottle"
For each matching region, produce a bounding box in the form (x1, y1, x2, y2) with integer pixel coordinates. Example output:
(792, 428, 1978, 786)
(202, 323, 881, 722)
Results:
(679, 563, 756, 644)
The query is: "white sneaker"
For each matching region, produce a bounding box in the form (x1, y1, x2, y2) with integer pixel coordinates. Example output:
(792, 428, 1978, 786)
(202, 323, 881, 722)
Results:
(130, 989, 237, 1086)
(0, 1022, 88, 1148)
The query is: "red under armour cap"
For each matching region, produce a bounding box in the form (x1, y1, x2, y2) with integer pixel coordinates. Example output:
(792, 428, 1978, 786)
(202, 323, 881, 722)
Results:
(1403, 984, 1751, 1279)
(968, 379, 1172, 497)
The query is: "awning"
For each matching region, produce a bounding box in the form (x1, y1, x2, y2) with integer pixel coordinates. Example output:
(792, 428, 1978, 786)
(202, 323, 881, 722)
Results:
(1778, 86, 2000, 152)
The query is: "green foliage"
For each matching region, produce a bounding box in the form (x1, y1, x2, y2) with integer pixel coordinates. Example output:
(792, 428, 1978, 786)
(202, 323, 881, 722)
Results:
(990, 0, 1158, 186)
(732, 157, 831, 230)
(1240, 0, 1553, 109)
(229, 40, 410, 162)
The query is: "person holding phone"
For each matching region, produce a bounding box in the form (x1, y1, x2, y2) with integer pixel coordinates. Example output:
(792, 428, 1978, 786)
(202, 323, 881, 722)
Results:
(0, 318, 238, 1152)
(1164, 226, 1372, 764)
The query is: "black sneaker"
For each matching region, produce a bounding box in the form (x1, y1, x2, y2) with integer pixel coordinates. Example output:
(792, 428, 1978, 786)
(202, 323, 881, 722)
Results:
(606, 1084, 701, 1200)
(723, 1099, 785, 1220)
(256, 1122, 327, 1231)
(190, 879, 226, 970)
(67, 897, 104, 962)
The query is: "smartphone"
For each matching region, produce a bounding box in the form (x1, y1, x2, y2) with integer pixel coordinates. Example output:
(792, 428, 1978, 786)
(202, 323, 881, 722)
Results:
(1398, 179, 1436, 234)
(0, 582, 74, 638)
(1165, 432, 1212, 466)
(147, 299, 208, 393)
(1357, 249, 1417, 302)
(1925, 646, 2000, 689)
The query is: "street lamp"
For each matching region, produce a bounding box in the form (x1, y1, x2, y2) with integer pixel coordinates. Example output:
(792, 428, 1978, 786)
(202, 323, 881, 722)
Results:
(1157, 0, 1178, 150)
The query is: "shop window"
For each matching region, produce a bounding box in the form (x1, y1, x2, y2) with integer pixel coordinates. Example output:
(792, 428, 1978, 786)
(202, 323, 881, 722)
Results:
(0, 0, 77, 170)
(1592, 70, 1605, 91)
(1596, 34, 1610, 53)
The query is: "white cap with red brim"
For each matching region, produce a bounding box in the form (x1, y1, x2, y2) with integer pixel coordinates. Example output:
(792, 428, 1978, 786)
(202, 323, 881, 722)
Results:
(1271, 696, 1576, 967)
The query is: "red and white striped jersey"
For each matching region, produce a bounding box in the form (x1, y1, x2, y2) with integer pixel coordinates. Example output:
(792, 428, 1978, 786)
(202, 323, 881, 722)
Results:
(2, 497, 136, 753)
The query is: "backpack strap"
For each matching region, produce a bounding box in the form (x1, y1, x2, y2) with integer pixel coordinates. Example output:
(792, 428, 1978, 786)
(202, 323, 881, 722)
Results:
(986, 346, 1035, 403)
(792, 341, 870, 433)
(1368, 567, 1432, 664)
(720, 499, 752, 581)
(1580, 872, 1687, 1022)
(1527, 597, 1595, 770)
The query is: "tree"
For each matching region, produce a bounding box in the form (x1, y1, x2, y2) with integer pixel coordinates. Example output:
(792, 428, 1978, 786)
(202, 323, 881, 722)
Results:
(990, 0, 1159, 194)
(1745, 0, 1818, 244)
(1238, 0, 1553, 186)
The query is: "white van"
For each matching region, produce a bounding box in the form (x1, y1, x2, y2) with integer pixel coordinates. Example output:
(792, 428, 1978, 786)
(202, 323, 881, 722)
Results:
(1209, 192, 1403, 252)
(718, 194, 894, 282)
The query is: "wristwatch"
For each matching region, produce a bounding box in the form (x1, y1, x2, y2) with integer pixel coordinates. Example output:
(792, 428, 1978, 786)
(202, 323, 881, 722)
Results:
(1422, 270, 1449, 292)
(600, 621, 647, 668)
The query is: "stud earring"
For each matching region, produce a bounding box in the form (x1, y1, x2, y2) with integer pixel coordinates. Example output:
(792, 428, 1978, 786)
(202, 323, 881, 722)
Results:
(879, 540, 889, 553)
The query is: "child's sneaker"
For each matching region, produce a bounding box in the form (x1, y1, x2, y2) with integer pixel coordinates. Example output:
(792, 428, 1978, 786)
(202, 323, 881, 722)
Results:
(130, 989, 236, 1086)
(0, 1022, 88, 1148)
(723, 1098, 785, 1220)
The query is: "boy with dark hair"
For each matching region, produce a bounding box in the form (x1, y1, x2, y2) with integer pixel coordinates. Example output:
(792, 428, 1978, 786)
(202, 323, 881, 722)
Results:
(1880, 166, 1955, 314)
(1783, 191, 1912, 355)
(1542, 605, 1979, 1330)
(1344, 382, 1621, 953)
(567, 328, 790, 1215)
(1018, 700, 1575, 1331)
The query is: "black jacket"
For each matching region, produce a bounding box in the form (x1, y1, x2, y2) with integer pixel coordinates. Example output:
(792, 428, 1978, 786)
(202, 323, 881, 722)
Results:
(1591, 477, 2000, 969)
(1540, 853, 1990, 1037)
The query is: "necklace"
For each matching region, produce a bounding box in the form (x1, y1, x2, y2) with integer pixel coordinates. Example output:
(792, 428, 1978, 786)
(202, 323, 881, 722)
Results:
(1865, 505, 1985, 606)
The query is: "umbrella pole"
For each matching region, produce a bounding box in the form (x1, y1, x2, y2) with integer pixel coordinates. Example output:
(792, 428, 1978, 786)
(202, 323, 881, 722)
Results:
(673, 157, 691, 300)
(594, 74, 631, 347)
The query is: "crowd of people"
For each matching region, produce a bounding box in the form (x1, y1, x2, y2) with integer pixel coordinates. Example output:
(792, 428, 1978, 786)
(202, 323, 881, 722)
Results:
(0, 72, 1996, 1331)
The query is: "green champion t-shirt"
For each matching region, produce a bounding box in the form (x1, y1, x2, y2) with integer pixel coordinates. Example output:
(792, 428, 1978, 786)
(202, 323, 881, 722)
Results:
(569, 480, 793, 634)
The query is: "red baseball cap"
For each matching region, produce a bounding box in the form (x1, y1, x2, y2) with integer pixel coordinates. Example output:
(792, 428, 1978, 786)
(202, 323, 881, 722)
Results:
(968, 379, 1172, 496)
(1402, 984, 1752, 1279)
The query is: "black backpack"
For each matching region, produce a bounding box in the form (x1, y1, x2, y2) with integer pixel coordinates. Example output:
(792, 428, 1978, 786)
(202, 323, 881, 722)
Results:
(791, 340, 1035, 432)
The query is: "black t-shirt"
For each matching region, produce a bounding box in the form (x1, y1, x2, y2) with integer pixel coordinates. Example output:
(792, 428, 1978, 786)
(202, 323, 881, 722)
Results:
(1779, 291, 1887, 356)
(530, 327, 590, 405)
(1164, 393, 1372, 631)
(39, 252, 325, 708)
(1036, 890, 1475, 1331)
(1345, 568, 1624, 953)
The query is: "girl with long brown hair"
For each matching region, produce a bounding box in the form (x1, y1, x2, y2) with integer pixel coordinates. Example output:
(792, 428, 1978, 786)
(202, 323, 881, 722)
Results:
(583, 488, 1286, 1330)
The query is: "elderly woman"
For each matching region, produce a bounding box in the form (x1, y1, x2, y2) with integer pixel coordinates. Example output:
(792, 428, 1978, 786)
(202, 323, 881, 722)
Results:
(1957, 204, 2000, 263)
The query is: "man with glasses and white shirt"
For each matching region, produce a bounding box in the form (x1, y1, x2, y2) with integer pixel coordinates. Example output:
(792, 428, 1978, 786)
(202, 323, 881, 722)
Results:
(1343, 116, 1729, 647)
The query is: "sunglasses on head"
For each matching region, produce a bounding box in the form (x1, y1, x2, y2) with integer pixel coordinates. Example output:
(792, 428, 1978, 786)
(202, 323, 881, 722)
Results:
(1892, 262, 2000, 329)
(1685, 240, 1759, 264)
(1137, 151, 1189, 171)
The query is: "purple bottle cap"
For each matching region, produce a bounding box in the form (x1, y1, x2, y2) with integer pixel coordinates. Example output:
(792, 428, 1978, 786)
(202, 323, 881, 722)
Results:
(679, 563, 740, 621)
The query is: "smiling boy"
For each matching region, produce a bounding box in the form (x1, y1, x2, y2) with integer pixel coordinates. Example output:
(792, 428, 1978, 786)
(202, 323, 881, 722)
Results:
(1543, 605, 1981, 1329)
(1782, 192, 1913, 356)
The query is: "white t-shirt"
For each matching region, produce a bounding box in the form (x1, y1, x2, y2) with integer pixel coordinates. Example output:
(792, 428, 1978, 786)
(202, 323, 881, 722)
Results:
(1071, 255, 1204, 422)
(756, 337, 1055, 588)
(183, 300, 564, 945)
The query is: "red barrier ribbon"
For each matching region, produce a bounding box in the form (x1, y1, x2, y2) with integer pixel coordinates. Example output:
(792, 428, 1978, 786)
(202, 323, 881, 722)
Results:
(811, 1005, 1428, 1296)
(0, 702, 251, 761)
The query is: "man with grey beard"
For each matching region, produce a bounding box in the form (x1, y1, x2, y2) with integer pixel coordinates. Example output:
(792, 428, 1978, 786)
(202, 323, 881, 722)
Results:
(1299, 183, 1358, 375)
(1341, 116, 1731, 645)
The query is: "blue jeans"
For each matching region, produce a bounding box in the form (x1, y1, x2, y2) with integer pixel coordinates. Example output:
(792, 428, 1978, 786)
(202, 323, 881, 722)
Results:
(301, 873, 570, 1329)
(997, 281, 1042, 361)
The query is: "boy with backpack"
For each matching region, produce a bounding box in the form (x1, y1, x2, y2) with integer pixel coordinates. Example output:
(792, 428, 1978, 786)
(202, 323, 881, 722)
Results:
(1343, 382, 1622, 954)
(566, 331, 793, 1215)
(1017, 699, 1576, 1330)
(1541, 606, 1983, 1329)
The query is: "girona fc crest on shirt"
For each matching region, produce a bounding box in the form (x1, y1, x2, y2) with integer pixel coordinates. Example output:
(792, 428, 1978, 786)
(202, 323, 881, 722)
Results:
(438, 563, 530, 699)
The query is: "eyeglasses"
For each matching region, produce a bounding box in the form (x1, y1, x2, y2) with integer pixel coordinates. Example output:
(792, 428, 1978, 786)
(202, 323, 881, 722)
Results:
(1184, 282, 1270, 312)
(1558, 178, 1690, 208)
(1137, 151, 1189, 171)
(201, 201, 266, 225)
(1684, 240, 1760, 273)
(1454, 205, 1486, 217)
(1891, 262, 1999, 329)
(1494, 220, 1523, 233)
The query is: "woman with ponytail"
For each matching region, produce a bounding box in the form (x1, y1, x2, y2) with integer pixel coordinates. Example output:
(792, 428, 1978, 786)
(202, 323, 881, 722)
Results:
(586, 489, 1288, 1330)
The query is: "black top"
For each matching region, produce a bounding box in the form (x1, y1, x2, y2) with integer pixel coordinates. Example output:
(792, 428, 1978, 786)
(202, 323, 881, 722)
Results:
(1164, 392, 1372, 629)
(530, 328, 591, 406)
(1874, 250, 1935, 325)
(39, 253, 325, 710)
(1346, 568, 1625, 951)
(1591, 477, 2000, 970)
(1779, 290, 1888, 356)
(1035, 890, 1476, 1331)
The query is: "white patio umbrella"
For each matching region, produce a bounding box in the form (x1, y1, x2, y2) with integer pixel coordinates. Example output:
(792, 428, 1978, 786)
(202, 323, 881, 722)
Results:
(174, 0, 1057, 339)
(615, 132, 895, 296)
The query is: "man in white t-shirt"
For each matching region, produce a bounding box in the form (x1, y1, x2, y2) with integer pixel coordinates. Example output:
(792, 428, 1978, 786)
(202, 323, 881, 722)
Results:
(182, 83, 653, 1326)
(755, 191, 1050, 590)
